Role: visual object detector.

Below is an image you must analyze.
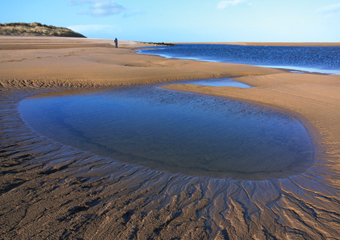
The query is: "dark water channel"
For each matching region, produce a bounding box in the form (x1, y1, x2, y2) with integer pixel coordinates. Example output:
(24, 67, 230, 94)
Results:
(19, 79, 315, 180)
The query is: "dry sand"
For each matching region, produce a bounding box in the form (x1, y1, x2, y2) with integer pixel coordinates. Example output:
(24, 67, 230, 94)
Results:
(1, 37, 340, 239)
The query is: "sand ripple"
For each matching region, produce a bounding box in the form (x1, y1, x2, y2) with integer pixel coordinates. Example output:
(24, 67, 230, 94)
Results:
(1, 88, 340, 239)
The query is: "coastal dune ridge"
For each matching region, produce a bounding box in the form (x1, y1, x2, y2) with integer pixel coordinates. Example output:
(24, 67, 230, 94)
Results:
(1, 37, 340, 239)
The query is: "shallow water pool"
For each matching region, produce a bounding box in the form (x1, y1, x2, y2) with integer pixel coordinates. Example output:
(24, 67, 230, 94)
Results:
(19, 80, 314, 180)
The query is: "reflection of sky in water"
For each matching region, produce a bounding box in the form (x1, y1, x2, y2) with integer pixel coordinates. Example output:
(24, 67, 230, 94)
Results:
(169, 78, 251, 88)
(20, 82, 314, 180)
(259, 65, 340, 74)
(139, 44, 340, 75)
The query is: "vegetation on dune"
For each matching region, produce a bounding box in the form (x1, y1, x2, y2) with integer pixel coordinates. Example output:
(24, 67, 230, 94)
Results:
(0, 22, 86, 38)
(146, 42, 175, 46)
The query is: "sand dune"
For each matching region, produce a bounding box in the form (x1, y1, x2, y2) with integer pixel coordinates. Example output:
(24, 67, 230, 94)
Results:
(1, 37, 340, 239)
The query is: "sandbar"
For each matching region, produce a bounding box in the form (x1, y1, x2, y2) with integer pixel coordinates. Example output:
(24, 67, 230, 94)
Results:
(1, 37, 340, 239)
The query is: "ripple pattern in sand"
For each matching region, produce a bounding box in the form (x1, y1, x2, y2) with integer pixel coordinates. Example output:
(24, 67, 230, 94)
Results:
(1, 89, 340, 239)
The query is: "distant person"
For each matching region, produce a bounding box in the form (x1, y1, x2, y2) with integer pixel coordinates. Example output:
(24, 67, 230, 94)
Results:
(114, 38, 118, 48)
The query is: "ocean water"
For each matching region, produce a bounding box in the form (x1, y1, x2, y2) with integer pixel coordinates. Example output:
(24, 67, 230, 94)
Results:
(138, 44, 340, 74)
(19, 83, 314, 180)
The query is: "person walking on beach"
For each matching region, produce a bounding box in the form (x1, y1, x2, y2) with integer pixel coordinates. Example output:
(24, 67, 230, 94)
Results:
(114, 38, 118, 48)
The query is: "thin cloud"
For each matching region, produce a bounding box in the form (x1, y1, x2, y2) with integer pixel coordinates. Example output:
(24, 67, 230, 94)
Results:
(217, 0, 247, 9)
(69, 0, 125, 17)
(317, 3, 340, 14)
(68, 0, 92, 6)
(91, 1, 125, 17)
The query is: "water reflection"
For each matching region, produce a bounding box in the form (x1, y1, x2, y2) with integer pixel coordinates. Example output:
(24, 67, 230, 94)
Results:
(19, 80, 314, 180)
(172, 78, 251, 88)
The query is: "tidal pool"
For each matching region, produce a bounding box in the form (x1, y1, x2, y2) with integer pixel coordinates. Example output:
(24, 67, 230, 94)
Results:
(19, 80, 315, 180)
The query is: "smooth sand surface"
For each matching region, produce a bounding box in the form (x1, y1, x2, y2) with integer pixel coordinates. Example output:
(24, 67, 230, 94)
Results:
(1, 37, 340, 239)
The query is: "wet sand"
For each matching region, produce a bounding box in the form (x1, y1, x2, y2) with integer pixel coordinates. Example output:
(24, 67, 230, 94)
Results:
(1, 37, 340, 239)
(175, 41, 340, 46)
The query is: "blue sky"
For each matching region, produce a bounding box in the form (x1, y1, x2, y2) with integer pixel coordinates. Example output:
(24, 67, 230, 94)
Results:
(1, 0, 340, 42)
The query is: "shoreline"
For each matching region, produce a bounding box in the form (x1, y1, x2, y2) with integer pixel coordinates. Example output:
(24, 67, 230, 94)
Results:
(20, 82, 316, 181)
(173, 41, 340, 47)
(138, 43, 340, 76)
(1, 37, 340, 239)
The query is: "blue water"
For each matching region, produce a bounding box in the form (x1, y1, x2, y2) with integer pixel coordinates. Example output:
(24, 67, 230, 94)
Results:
(19, 83, 314, 180)
(139, 44, 340, 74)
(171, 78, 251, 88)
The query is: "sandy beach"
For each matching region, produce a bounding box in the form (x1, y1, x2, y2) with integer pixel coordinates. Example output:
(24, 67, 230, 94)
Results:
(1, 37, 340, 239)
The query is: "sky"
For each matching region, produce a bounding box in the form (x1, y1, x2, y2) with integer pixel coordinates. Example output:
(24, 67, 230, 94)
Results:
(1, 0, 340, 42)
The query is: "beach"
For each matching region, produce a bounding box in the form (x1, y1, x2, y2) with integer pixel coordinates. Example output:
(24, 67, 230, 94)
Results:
(1, 37, 340, 239)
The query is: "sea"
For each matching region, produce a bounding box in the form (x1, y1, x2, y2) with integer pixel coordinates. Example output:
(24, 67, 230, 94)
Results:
(138, 44, 340, 75)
